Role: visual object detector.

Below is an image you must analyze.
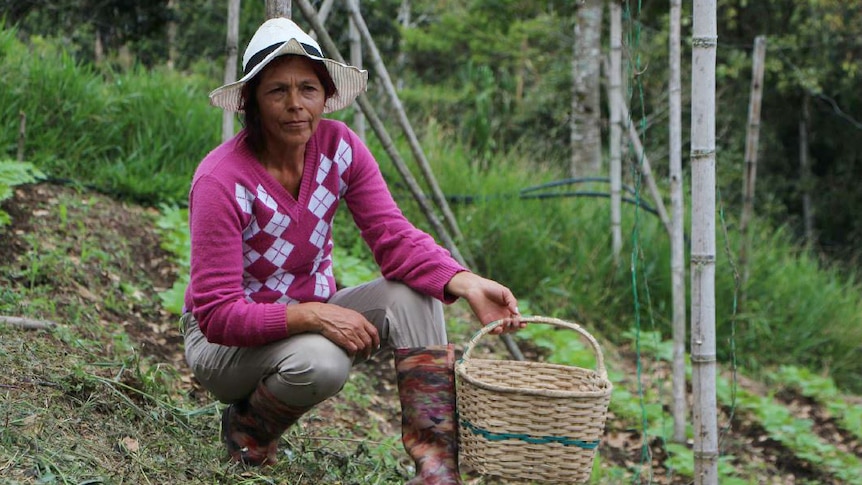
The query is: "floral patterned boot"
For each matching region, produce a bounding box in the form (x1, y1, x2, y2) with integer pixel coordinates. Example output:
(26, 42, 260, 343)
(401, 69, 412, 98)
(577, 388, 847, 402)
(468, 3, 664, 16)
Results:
(221, 382, 310, 466)
(395, 344, 462, 485)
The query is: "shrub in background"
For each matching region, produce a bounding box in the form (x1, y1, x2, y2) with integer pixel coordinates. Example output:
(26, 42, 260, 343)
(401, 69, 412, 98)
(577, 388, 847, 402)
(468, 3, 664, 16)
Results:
(0, 26, 219, 205)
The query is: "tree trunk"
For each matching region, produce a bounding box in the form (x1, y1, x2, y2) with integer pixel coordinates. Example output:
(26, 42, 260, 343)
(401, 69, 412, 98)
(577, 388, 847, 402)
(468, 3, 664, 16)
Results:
(396, 0, 411, 91)
(690, 0, 719, 483)
(222, 0, 241, 142)
(266, 0, 291, 19)
(608, 1, 622, 263)
(94, 30, 104, 65)
(669, 0, 688, 445)
(571, 0, 604, 177)
(739, 35, 767, 302)
(800, 94, 815, 246)
(167, 0, 179, 69)
(349, 0, 366, 140)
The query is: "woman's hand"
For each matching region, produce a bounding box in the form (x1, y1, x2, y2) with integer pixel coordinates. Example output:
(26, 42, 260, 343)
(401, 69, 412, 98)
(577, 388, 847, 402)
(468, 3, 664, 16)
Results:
(286, 302, 380, 358)
(445, 271, 525, 335)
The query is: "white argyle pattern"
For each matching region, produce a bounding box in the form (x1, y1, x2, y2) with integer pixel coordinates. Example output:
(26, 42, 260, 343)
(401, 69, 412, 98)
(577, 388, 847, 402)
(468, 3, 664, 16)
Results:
(237, 183, 296, 300)
(232, 137, 354, 303)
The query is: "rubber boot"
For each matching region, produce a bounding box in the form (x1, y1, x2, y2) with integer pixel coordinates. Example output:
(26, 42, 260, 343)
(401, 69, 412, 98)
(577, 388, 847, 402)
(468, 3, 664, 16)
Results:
(395, 344, 462, 485)
(221, 382, 310, 466)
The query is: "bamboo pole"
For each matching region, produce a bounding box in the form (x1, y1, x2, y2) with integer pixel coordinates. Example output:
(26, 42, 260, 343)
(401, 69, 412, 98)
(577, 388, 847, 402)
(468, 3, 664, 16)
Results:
(800, 94, 815, 245)
(294, 0, 523, 361)
(600, 57, 672, 237)
(348, 0, 366, 140)
(739, 35, 766, 301)
(266, 0, 291, 19)
(306, 0, 335, 41)
(669, 0, 687, 445)
(690, 0, 719, 483)
(621, 105, 672, 236)
(608, 2, 622, 262)
(340, 0, 474, 268)
(221, 0, 241, 142)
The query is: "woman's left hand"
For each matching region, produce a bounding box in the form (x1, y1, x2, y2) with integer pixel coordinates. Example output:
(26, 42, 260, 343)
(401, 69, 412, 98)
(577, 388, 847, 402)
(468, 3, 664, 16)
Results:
(445, 271, 525, 334)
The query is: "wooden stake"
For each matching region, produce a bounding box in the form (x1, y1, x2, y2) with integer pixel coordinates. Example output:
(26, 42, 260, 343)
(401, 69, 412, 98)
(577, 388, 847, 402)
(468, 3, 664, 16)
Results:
(1, 316, 57, 330)
(608, 2, 623, 262)
(601, 57, 672, 237)
(17, 111, 26, 161)
(800, 93, 815, 245)
(669, 0, 688, 445)
(221, 0, 241, 142)
(348, 0, 366, 140)
(739, 35, 767, 302)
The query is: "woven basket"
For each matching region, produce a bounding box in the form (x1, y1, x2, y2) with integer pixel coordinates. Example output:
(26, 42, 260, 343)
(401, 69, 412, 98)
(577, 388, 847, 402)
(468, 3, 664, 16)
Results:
(455, 316, 612, 484)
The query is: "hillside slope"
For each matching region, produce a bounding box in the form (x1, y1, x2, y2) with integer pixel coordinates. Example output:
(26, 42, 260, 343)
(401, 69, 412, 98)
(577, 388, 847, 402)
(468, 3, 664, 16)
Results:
(1, 182, 859, 484)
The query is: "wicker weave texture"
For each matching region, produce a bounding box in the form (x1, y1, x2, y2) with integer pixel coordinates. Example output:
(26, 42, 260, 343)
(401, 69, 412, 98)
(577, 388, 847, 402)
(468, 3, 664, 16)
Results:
(455, 317, 612, 484)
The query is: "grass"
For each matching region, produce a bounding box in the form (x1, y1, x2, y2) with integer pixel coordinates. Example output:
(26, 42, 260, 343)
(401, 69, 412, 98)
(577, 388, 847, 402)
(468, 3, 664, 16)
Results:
(0, 327, 410, 484)
(0, 27, 218, 205)
(0, 186, 414, 484)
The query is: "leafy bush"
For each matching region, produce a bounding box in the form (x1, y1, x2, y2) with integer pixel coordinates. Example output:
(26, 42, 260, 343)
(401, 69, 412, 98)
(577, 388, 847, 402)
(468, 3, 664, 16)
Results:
(0, 26, 218, 205)
(0, 158, 45, 227)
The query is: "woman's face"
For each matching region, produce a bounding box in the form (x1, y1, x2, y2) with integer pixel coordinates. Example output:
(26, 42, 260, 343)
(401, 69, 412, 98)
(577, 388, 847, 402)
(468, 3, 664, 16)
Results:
(255, 56, 327, 153)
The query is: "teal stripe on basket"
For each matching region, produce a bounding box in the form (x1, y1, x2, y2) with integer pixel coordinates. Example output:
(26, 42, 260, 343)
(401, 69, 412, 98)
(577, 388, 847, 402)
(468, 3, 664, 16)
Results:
(460, 419, 600, 449)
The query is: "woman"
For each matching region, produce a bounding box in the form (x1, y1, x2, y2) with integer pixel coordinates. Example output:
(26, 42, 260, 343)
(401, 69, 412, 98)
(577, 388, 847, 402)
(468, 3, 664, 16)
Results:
(182, 17, 523, 484)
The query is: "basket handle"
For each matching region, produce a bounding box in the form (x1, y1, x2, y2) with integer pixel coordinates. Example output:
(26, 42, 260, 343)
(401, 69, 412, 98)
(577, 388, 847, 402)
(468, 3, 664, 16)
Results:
(461, 316, 608, 380)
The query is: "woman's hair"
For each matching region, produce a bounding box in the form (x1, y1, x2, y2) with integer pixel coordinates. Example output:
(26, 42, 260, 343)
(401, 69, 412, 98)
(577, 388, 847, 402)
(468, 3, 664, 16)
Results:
(240, 55, 338, 156)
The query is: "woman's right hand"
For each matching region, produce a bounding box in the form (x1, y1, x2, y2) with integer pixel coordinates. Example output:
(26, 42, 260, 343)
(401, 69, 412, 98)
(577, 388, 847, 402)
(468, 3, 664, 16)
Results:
(286, 302, 380, 358)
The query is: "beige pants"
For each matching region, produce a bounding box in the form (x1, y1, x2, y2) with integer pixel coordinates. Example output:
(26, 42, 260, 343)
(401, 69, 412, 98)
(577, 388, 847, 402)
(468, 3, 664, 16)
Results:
(183, 278, 446, 407)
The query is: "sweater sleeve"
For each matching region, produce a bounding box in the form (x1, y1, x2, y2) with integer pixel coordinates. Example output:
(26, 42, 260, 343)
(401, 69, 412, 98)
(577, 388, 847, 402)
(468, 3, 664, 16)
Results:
(340, 130, 467, 302)
(186, 175, 289, 346)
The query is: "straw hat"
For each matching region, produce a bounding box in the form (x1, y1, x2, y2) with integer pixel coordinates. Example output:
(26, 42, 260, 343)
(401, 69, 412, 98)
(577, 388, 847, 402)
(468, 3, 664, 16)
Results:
(209, 17, 368, 113)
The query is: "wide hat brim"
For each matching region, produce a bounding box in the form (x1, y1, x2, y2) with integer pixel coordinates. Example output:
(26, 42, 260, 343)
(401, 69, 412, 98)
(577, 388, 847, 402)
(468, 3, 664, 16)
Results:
(209, 38, 368, 114)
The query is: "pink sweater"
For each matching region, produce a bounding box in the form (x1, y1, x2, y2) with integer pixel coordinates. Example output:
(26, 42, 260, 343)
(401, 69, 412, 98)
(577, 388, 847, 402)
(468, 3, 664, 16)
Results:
(184, 120, 465, 347)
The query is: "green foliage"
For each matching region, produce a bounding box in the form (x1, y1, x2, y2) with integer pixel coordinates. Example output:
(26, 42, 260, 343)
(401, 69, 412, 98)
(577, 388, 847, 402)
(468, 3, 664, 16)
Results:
(618, 329, 862, 484)
(0, 158, 45, 227)
(663, 443, 750, 484)
(717, 375, 862, 484)
(376, 119, 862, 394)
(0, 26, 218, 205)
(398, 3, 573, 165)
(519, 322, 595, 369)
(769, 365, 862, 443)
(621, 328, 674, 363)
(332, 245, 380, 288)
(6, 0, 862, 262)
(155, 205, 189, 315)
(728, 223, 862, 390)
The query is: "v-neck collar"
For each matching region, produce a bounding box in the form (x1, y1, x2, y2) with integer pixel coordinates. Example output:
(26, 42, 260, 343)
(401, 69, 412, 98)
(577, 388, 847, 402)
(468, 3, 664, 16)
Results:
(240, 130, 319, 219)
